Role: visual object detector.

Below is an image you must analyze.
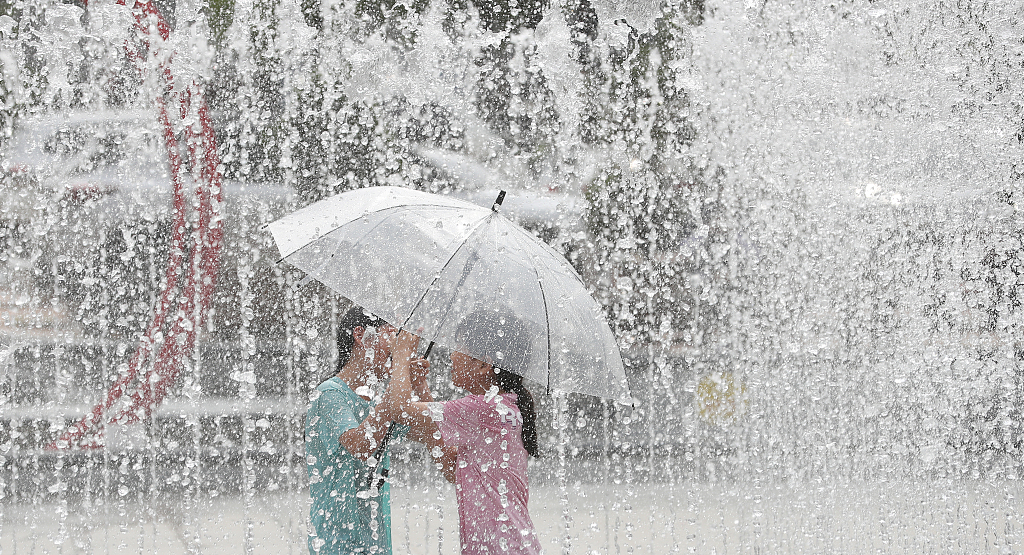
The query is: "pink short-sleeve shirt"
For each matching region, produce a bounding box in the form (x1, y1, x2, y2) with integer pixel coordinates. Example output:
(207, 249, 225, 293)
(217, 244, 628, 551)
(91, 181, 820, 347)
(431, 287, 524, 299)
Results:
(429, 391, 541, 555)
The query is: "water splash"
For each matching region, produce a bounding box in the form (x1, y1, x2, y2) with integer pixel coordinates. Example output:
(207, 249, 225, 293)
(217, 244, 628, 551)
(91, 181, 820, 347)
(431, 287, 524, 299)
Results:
(2, 0, 1023, 552)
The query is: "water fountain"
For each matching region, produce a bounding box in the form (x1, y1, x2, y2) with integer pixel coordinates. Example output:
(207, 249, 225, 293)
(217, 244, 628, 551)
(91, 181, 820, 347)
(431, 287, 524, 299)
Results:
(1, 0, 1022, 552)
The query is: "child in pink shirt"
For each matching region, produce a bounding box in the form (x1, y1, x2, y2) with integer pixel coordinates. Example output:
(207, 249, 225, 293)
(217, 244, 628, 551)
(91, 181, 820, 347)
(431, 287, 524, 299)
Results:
(382, 312, 542, 554)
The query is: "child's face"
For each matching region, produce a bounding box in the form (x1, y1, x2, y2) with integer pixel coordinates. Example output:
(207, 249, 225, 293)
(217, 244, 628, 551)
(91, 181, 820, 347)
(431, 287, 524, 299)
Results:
(360, 324, 398, 376)
(450, 350, 491, 394)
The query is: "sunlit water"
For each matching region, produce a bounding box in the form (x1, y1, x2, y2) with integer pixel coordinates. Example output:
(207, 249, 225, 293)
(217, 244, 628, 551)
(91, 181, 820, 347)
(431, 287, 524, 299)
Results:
(2, 0, 1022, 552)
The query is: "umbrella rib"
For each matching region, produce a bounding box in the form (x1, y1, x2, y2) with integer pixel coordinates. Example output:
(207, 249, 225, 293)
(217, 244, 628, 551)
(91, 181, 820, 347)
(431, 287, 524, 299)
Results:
(508, 220, 589, 290)
(424, 251, 479, 346)
(400, 213, 493, 330)
(529, 251, 554, 395)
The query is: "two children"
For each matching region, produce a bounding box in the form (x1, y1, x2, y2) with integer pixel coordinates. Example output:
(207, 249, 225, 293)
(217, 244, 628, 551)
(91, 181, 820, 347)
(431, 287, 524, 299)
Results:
(306, 307, 541, 554)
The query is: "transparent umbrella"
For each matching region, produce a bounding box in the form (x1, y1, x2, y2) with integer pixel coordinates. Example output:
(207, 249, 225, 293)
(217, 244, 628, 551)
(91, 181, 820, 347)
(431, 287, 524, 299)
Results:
(266, 185, 630, 402)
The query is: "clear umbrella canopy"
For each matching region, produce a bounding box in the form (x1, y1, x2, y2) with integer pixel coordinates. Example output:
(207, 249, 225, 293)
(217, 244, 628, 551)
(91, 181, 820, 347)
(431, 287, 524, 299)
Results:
(267, 185, 630, 401)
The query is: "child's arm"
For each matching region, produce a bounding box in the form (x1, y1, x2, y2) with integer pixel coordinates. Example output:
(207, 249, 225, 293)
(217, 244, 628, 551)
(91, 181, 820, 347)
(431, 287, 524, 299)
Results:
(336, 338, 428, 462)
(337, 404, 393, 462)
(382, 330, 457, 483)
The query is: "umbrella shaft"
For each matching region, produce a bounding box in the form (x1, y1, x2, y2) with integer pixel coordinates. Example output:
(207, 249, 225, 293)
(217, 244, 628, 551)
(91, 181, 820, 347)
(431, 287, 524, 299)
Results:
(367, 339, 434, 486)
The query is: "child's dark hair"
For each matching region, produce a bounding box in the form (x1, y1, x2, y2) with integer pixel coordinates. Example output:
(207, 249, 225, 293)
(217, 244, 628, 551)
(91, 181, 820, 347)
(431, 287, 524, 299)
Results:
(456, 310, 539, 457)
(326, 304, 387, 381)
(492, 368, 539, 457)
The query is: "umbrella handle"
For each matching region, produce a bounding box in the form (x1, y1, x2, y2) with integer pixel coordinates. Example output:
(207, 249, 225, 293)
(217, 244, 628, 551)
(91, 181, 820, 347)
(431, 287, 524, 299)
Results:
(366, 340, 434, 488)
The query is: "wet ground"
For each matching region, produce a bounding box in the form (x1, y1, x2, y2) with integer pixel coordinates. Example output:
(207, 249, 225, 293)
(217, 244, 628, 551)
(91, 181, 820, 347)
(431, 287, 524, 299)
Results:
(4, 476, 1021, 554)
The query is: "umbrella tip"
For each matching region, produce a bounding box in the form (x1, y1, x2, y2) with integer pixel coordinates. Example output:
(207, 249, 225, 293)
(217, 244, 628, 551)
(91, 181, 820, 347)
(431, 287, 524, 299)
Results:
(492, 190, 506, 212)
